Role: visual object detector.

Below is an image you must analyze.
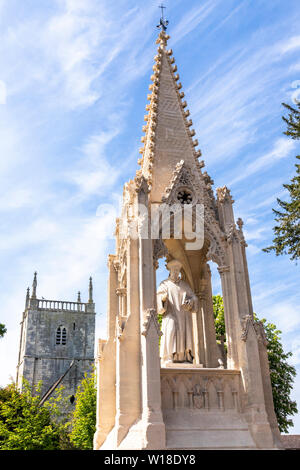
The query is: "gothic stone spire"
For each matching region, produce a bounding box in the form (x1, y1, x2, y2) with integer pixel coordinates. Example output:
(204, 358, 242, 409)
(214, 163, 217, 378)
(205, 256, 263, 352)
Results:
(137, 29, 203, 203)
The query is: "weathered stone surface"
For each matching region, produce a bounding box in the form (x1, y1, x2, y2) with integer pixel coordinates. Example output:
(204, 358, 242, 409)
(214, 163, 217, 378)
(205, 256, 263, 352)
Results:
(17, 278, 95, 402)
(281, 435, 300, 449)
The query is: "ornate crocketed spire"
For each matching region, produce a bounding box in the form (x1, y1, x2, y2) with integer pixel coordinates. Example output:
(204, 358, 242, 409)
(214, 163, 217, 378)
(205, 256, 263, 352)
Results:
(88, 277, 93, 304)
(31, 272, 37, 299)
(136, 13, 203, 202)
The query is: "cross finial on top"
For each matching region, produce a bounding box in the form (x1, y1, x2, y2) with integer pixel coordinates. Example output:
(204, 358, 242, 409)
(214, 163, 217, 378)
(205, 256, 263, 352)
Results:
(157, 3, 169, 31)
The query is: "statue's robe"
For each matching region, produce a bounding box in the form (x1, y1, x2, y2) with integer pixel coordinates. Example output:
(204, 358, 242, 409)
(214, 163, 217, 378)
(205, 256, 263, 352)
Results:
(157, 278, 197, 363)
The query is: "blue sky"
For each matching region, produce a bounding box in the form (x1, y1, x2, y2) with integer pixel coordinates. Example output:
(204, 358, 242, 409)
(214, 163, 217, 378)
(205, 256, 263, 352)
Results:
(0, 0, 299, 433)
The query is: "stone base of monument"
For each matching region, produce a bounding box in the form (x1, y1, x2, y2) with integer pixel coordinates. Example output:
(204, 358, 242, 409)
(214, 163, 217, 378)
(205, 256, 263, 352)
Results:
(100, 417, 166, 450)
(97, 366, 281, 450)
(160, 367, 277, 450)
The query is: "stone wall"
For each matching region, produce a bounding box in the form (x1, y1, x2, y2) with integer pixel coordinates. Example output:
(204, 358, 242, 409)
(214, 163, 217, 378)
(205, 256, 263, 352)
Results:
(281, 435, 300, 449)
(17, 302, 95, 398)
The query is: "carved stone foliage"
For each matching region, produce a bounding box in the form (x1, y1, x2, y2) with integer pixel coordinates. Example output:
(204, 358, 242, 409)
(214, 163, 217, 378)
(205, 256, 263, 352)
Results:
(141, 308, 162, 337)
(216, 186, 234, 204)
(225, 223, 241, 245)
(153, 238, 168, 264)
(254, 321, 268, 346)
(96, 339, 107, 363)
(161, 370, 240, 412)
(116, 317, 124, 341)
(241, 315, 268, 346)
(205, 223, 227, 267)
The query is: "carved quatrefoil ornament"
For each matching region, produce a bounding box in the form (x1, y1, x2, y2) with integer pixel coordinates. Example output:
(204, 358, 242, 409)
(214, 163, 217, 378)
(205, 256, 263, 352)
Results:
(177, 188, 193, 205)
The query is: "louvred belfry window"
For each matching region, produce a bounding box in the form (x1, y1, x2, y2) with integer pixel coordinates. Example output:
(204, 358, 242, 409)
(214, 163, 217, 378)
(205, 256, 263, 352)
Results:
(56, 326, 67, 345)
(56, 326, 61, 344)
(62, 327, 67, 345)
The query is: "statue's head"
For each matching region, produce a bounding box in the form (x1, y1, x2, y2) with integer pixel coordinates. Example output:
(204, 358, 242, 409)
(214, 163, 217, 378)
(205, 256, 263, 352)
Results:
(166, 259, 182, 282)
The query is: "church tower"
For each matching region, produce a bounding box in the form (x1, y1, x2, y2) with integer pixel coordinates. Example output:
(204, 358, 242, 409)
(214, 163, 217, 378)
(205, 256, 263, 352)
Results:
(16, 273, 95, 401)
(94, 24, 283, 450)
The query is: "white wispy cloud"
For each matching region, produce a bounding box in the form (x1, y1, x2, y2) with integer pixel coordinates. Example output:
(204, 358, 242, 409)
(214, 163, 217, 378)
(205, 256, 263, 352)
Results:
(171, 0, 219, 45)
(229, 138, 296, 186)
(67, 129, 121, 197)
(280, 35, 300, 54)
(185, 20, 300, 172)
(0, 80, 6, 104)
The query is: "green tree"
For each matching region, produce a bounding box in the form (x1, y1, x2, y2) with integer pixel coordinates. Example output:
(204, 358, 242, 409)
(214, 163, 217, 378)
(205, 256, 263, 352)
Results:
(263, 102, 300, 261)
(0, 323, 6, 338)
(213, 295, 298, 433)
(282, 101, 300, 139)
(69, 371, 96, 450)
(0, 381, 66, 450)
(213, 294, 225, 341)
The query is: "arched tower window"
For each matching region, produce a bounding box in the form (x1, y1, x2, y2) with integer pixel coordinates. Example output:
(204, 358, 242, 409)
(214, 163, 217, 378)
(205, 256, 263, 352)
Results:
(56, 326, 67, 345)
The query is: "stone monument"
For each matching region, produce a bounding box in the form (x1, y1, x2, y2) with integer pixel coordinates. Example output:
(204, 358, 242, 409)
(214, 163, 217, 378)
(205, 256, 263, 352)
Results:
(93, 23, 283, 449)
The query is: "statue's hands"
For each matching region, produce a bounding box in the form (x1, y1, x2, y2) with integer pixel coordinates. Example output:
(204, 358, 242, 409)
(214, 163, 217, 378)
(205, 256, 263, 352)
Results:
(158, 292, 168, 315)
(183, 297, 193, 311)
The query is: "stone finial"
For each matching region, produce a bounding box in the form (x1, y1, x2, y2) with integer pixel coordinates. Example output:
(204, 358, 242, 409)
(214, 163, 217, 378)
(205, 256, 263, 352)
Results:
(88, 277, 93, 304)
(31, 272, 37, 299)
(25, 287, 30, 309)
(156, 30, 170, 48)
(77, 291, 81, 303)
(203, 172, 214, 186)
(237, 218, 244, 231)
(216, 186, 234, 204)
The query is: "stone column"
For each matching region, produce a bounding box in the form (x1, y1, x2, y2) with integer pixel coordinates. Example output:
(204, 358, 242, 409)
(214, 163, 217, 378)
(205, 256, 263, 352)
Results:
(255, 322, 284, 448)
(198, 291, 208, 367)
(94, 255, 118, 449)
(218, 265, 239, 369)
(107, 255, 119, 339)
(217, 187, 279, 447)
(114, 234, 141, 447)
(137, 177, 165, 449)
(236, 218, 254, 315)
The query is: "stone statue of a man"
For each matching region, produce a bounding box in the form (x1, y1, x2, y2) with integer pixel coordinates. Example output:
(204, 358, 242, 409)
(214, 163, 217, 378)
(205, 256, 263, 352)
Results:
(157, 259, 198, 365)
